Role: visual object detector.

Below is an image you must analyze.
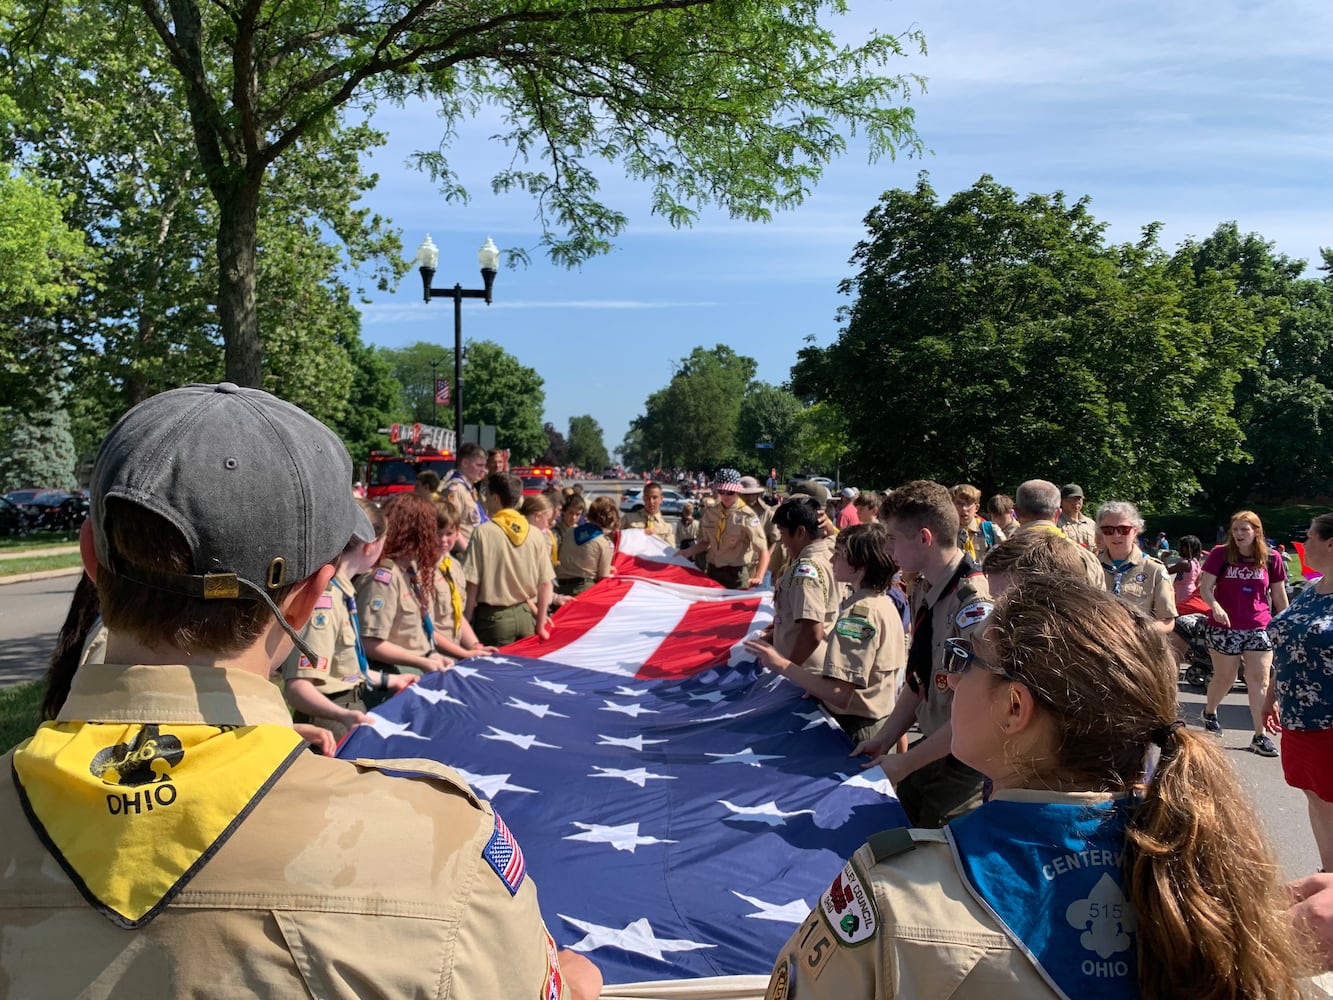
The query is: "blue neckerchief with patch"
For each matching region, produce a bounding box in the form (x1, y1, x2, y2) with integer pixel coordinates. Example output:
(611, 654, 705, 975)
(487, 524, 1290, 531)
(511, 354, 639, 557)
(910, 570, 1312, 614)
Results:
(330, 577, 370, 678)
(573, 523, 604, 546)
(946, 797, 1137, 1000)
(1103, 559, 1134, 596)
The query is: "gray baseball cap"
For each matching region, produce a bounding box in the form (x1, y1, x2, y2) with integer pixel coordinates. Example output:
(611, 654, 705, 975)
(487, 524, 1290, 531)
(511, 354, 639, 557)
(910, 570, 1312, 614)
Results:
(789, 480, 831, 504)
(91, 383, 373, 606)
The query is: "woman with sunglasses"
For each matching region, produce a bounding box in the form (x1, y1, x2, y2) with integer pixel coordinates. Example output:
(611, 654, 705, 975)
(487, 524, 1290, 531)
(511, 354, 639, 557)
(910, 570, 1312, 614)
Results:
(1095, 501, 1177, 633)
(1199, 510, 1289, 756)
(765, 579, 1311, 1000)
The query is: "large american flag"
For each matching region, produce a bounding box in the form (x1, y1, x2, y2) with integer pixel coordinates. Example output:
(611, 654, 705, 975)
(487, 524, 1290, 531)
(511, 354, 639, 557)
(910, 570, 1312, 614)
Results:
(338, 532, 907, 988)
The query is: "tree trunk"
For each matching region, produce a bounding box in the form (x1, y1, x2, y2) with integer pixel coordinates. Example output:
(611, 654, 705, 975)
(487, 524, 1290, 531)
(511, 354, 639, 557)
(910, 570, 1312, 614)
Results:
(217, 177, 263, 386)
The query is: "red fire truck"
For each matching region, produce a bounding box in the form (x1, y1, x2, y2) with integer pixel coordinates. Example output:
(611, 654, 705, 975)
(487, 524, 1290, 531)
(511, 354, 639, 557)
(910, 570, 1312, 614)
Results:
(366, 422, 457, 502)
(510, 465, 557, 495)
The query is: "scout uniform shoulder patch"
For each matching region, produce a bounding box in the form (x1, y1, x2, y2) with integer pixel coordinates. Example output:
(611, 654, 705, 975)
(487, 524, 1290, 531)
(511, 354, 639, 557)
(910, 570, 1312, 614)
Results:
(314, 594, 334, 610)
(955, 600, 993, 629)
(834, 614, 875, 641)
(794, 562, 821, 582)
(482, 811, 527, 895)
(817, 859, 879, 945)
(373, 567, 393, 585)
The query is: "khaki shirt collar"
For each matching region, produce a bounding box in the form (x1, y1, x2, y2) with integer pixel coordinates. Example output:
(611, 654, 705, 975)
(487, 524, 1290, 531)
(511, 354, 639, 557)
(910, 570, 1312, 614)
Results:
(1103, 546, 1146, 568)
(923, 549, 966, 606)
(804, 536, 835, 561)
(57, 663, 295, 727)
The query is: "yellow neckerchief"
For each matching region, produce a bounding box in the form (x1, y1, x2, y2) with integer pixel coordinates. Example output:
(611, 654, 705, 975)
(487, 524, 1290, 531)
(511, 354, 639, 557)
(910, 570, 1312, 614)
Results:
(13, 720, 304, 927)
(961, 518, 978, 561)
(437, 555, 465, 636)
(491, 507, 530, 547)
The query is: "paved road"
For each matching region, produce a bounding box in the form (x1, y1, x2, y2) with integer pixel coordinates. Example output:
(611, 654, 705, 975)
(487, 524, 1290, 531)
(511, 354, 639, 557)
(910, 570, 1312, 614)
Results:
(0, 520, 1319, 880)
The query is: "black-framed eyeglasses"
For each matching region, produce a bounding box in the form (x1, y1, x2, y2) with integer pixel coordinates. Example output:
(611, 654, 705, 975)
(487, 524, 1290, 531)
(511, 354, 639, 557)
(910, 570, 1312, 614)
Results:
(943, 637, 1022, 685)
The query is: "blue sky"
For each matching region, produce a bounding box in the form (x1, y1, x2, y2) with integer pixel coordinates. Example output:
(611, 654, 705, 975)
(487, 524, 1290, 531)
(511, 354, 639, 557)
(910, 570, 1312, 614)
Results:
(352, 0, 1333, 457)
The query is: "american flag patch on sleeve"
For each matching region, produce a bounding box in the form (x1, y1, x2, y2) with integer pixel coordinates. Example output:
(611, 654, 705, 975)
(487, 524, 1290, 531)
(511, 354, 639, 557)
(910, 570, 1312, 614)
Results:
(482, 812, 527, 895)
(374, 568, 393, 584)
(314, 594, 334, 610)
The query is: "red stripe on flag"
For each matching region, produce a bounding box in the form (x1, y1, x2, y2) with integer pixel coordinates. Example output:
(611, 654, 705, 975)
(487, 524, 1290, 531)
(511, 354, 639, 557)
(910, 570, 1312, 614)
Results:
(636, 595, 763, 680)
(502, 577, 634, 657)
(612, 552, 722, 588)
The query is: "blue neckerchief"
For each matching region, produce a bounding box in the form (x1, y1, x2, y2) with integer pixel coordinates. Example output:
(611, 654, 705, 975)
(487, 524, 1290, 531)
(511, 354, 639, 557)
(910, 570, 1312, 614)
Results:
(1104, 559, 1133, 596)
(573, 523, 604, 546)
(946, 797, 1137, 1000)
(405, 564, 436, 644)
(330, 578, 370, 678)
(446, 471, 489, 524)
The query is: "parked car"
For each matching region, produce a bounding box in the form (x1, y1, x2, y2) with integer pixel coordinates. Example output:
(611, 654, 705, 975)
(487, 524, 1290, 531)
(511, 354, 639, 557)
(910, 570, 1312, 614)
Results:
(786, 476, 837, 493)
(618, 488, 689, 516)
(23, 490, 89, 533)
(4, 489, 43, 507)
(0, 496, 33, 535)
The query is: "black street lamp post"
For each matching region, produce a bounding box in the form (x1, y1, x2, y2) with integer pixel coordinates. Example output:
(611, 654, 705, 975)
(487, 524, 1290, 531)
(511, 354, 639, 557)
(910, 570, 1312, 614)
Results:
(416, 235, 500, 448)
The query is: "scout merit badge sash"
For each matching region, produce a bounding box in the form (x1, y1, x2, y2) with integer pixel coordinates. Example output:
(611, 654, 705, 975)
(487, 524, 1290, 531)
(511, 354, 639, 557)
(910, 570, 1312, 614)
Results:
(491, 508, 530, 547)
(12, 721, 305, 928)
(945, 798, 1137, 1000)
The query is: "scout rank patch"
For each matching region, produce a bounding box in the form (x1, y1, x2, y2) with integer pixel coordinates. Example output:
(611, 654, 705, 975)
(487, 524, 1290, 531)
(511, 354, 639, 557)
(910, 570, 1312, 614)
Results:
(834, 614, 875, 641)
(542, 930, 565, 1000)
(818, 859, 879, 945)
(483, 811, 527, 894)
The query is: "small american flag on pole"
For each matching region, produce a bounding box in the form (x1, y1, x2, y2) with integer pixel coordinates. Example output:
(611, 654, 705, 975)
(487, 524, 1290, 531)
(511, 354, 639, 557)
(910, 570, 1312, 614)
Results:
(434, 378, 450, 405)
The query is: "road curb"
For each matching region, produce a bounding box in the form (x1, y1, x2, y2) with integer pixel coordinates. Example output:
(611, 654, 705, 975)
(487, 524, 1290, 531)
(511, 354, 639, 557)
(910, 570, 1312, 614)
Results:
(0, 566, 83, 587)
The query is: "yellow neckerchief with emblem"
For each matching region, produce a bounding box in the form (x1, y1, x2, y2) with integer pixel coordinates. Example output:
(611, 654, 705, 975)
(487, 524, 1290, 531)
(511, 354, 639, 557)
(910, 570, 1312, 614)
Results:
(961, 518, 978, 561)
(437, 555, 465, 636)
(715, 497, 745, 541)
(490, 507, 530, 547)
(12, 720, 304, 928)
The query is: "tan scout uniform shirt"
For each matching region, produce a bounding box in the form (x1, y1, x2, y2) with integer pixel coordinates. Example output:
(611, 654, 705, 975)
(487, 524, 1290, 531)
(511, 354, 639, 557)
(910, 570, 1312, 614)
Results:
(281, 569, 362, 693)
(356, 558, 433, 656)
(432, 555, 468, 639)
(444, 474, 486, 550)
(674, 517, 700, 549)
(554, 524, 613, 581)
(822, 588, 906, 721)
(0, 664, 569, 1000)
(747, 502, 781, 574)
(465, 515, 557, 607)
(960, 517, 1005, 561)
(1103, 547, 1177, 622)
(1058, 512, 1097, 551)
(773, 537, 838, 667)
(765, 794, 1094, 1000)
(620, 508, 674, 545)
(909, 552, 992, 737)
(1015, 521, 1106, 587)
(698, 498, 767, 567)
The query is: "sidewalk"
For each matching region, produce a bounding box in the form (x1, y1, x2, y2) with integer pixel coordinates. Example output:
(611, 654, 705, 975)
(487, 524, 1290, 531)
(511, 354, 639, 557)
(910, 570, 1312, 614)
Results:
(0, 544, 79, 561)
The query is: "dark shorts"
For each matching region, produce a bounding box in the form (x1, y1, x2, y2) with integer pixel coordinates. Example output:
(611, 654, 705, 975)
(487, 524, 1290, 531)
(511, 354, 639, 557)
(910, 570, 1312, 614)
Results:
(1205, 626, 1273, 655)
(893, 748, 985, 828)
(1173, 613, 1208, 641)
(1282, 728, 1333, 801)
(293, 683, 366, 740)
(706, 564, 747, 589)
(555, 577, 595, 598)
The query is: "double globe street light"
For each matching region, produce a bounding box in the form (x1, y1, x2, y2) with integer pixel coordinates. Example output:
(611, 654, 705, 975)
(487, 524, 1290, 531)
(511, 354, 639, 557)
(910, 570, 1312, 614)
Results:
(416, 235, 500, 447)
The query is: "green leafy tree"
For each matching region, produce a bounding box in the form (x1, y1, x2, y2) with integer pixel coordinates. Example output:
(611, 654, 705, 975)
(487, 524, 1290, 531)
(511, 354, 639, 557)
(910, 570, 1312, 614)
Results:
(377, 342, 456, 426)
(0, 354, 79, 490)
(334, 334, 400, 464)
(9, 0, 924, 385)
(537, 423, 570, 467)
(456, 341, 547, 464)
(792, 174, 1269, 508)
(634, 345, 758, 469)
(567, 415, 610, 473)
(616, 426, 648, 473)
(736, 382, 806, 479)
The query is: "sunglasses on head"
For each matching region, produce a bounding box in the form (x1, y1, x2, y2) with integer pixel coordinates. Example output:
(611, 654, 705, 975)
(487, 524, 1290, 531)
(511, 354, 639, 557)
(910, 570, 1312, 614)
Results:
(1100, 524, 1134, 537)
(943, 637, 1012, 678)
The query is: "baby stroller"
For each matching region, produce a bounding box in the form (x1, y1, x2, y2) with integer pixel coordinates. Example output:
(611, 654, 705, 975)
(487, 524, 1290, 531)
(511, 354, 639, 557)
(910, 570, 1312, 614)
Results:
(1176, 613, 1246, 691)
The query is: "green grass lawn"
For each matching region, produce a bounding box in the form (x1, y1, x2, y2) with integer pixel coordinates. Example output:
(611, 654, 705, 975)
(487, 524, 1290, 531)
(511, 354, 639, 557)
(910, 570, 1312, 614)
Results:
(0, 553, 83, 577)
(1145, 502, 1329, 549)
(0, 681, 43, 752)
(0, 531, 81, 551)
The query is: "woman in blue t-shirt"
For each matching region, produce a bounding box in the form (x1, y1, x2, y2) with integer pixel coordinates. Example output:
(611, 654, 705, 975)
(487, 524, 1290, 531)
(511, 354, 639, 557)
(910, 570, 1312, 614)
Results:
(1266, 512, 1333, 873)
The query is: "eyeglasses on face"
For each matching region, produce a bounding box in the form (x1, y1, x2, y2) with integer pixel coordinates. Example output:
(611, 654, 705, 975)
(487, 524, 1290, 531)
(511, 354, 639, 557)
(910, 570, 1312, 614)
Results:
(1100, 524, 1134, 537)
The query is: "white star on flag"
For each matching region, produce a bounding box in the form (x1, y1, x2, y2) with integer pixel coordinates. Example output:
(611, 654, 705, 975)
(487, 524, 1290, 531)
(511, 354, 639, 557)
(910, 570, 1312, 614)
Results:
(506, 697, 569, 719)
(837, 770, 895, 795)
(688, 691, 725, 703)
(448, 663, 493, 680)
(530, 677, 573, 695)
(764, 674, 786, 692)
(614, 685, 650, 696)
(717, 800, 815, 826)
(453, 768, 538, 799)
(698, 709, 756, 722)
(705, 747, 782, 767)
(597, 734, 667, 751)
(731, 891, 811, 924)
(564, 822, 678, 853)
(476, 656, 522, 667)
(600, 701, 658, 717)
(359, 716, 429, 740)
(559, 915, 714, 962)
(795, 707, 835, 730)
(410, 686, 466, 707)
(590, 765, 677, 788)
(480, 726, 559, 751)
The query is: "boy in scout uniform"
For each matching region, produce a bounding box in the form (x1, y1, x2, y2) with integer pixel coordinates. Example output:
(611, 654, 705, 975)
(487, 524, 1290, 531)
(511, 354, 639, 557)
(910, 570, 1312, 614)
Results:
(746, 522, 905, 744)
(620, 480, 674, 544)
(1057, 482, 1097, 550)
(443, 441, 490, 557)
(0, 383, 600, 999)
(851, 480, 993, 827)
(432, 501, 497, 660)
(282, 499, 418, 739)
(464, 472, 557, 646)
(739, 475, 781, 584)
(554, 495, 617, 597)
(678, 467, 770, 589)
(951, 483, 1004, 561)
(765, 497, 838, 669)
